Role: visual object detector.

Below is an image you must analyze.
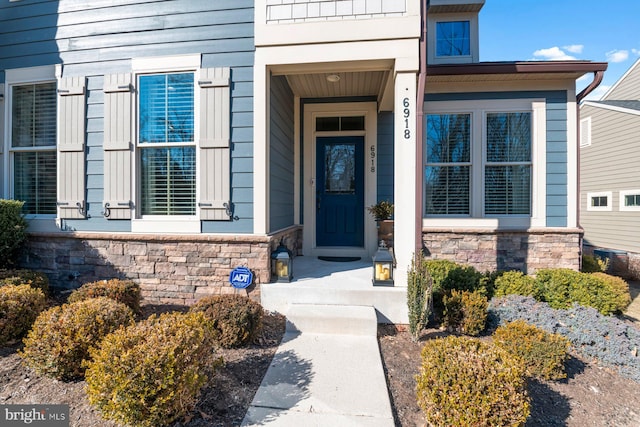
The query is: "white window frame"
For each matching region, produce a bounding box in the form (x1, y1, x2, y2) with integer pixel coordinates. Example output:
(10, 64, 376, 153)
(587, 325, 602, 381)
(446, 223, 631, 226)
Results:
(586, 191, 612, 212)
(620, 189, 640, 212)
(3, 65, 57, 221)
(580, 116, 591, 147)
(130, 54, 202, 233)
(428, 13, 479, 64)
(424, 99, 547, 229)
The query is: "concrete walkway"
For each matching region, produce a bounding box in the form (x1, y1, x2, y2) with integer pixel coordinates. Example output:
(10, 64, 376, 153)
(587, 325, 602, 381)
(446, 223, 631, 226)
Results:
(624, 280, 640, 324)
(241, 304, 394, 426)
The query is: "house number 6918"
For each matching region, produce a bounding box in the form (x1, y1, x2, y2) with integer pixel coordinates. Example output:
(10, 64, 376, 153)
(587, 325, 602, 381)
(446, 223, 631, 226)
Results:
(402, 97, 411, 140)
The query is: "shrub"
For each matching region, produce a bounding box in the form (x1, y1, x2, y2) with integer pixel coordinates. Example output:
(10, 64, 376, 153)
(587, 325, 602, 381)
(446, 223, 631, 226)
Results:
(0, 269, 50, 296)
(416, 335, 530, 427)
(582, 254, 609, 273)
(407, 253, 433, 342)
(494, 271, 540, 299)
(534, 268, 630, 315)
(20, 298, 134, 380)
(0, 285, 46, 345)
(443, 290, 488, 336)
(426, 259, 483, 296)
(0, 199, 28, 268)
(85, 311, 218, 427)
(489, 295, 640, 382)
(190, 294, 263, 348)
(493, 320, 570, 380)
(68, 279, 141, 314)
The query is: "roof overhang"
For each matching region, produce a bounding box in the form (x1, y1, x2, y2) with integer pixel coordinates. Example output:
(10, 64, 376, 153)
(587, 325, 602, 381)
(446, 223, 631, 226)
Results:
(428, 0, 485, 13)
(426, 61, 608, 82)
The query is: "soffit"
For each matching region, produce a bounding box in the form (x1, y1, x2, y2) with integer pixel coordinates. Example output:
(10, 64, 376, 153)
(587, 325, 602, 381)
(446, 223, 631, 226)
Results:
(286, 71, 388, 98)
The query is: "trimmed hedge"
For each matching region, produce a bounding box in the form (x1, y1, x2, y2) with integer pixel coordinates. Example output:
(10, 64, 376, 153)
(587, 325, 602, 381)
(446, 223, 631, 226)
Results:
(443, 290, 488, 336)
(0, 269, 49, 296)
(493, 271, 540, 299)
(0, 284, 47, 345)
(68, 279, 141, 314)
(85, 311, 218, 427)
(20, 297, 134, 380)
(416, 335, 530, 426)
(0, 199, 28, 268)
(190, 294, 264, 348)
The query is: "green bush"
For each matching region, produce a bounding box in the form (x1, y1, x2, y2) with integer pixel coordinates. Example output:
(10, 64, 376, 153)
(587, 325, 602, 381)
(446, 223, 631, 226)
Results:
(443, 290, 488, 336)
(535, 268, 631, 315)
(493, 320, 570, 380)
(68, 279, 141, 314)
(0, 269, 50, 296)
(407, 253, 433, 342)
(416, 336, 530, 427)
(581, 254, 609, 273)
(190, 294, 263, 348)
(0, 200, 28, 269)
(426, 259, 483, 295)
(20, 298, 134, 380)
(0, 285, 47, 346)
(85, 311, 218, 427)
(494, 271, 540, 299)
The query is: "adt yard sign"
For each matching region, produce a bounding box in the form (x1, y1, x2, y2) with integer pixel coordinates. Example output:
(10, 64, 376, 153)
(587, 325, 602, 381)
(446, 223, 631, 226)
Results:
(229, 267, 253, 289)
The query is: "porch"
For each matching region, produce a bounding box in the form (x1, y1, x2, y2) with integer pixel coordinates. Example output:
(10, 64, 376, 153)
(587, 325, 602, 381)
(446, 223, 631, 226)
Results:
(260, 255, 408, 324)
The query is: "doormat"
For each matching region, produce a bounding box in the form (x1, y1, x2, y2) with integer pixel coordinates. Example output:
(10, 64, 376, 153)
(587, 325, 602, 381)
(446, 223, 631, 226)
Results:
(318, 256, 362, 262)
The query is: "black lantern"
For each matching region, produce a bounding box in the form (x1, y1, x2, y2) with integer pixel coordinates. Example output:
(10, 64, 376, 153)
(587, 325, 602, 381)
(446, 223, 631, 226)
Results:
(372, 240, 394, 286)
(271, 241, 293, 283)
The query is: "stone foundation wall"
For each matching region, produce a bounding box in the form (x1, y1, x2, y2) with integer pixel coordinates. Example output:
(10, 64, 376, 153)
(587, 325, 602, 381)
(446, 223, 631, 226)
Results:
(422, 228, 582, 274)
(583, 244, 640, 280)
(21, 226, 302, 305)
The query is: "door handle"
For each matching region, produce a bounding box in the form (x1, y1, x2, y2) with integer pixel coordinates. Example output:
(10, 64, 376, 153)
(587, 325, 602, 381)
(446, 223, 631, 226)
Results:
(316, 192, 321, 211)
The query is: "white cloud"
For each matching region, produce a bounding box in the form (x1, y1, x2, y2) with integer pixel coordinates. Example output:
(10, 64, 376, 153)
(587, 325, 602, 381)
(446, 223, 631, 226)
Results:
(564, 44, 584, 54)
(533, 47, 577, 61)
(606, 49, 629, 63)
(632, 48, 640, 56)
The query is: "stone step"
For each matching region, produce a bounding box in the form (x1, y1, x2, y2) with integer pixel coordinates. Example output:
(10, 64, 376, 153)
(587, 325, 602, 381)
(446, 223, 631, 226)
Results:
(285, 304, 378, 336)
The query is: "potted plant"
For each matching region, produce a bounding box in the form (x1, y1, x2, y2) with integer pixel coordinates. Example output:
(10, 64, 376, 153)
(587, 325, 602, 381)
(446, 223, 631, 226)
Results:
(367, 201, 394, 248)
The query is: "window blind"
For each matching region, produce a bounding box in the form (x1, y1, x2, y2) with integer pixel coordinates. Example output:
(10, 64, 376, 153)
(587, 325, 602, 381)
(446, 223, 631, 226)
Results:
(14, 151, 57, 214)
(12, 83, 56, 148)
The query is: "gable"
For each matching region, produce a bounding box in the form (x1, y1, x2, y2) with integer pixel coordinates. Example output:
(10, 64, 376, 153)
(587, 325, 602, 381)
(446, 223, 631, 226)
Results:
(601, 58, 640, 101)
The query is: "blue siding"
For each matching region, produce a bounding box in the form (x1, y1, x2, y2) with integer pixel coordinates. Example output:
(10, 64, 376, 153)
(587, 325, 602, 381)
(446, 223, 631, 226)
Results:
(377, 111, 394, 205)
(1, 0, 255, 234)
(425, 91, 569, 227)
(269, 76, 295, 232)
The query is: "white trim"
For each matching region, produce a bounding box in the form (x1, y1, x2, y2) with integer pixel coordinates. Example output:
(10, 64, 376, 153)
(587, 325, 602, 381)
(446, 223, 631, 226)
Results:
(428, 12, 479, 64)
(131, 218, 200, 233)
(586, 191, 612, 212)
(293, 95, 301, 225)
(131, 65, 200, 227)
(132, 54, 201, 73)
(423, 98, 547, 229)
(4, 67, 57, 221)
(581, 100, 640, 117)
(620, 189, 640, 212)
(579, 116, 591, 147)
(302, 102, 378, 259)
(566, 89, 577, 228)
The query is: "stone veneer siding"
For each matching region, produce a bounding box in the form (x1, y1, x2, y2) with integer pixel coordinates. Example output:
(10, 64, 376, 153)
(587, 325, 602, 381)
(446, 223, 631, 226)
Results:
(20, 226, 302, 305)
(583, 244, 640, 280)
(422, 228, 582, 274)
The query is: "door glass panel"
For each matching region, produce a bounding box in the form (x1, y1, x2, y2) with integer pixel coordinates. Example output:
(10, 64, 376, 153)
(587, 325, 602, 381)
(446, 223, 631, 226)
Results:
(324, 144, 355, 194)
(316, 116, 340, 132)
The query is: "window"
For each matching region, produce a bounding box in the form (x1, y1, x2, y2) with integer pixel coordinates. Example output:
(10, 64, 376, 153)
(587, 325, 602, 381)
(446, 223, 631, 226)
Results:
(436, 21, 470, 57)
(586, 192, 612, 212)
(620, 190, 640, 211)
(580, 117, 591, 147)
(10, 82, 57, 215)
(138, 72, 195, 216)
(424, 99, 545, 227)
(425, 114, 471, 215)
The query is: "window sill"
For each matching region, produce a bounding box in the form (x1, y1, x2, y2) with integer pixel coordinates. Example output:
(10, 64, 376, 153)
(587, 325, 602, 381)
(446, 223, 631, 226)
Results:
(422, 217, 545, 230)
(131, 218, 200, 234)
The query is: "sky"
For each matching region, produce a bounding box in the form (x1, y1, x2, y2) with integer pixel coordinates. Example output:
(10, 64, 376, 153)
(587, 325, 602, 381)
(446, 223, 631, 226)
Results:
(479, 0, 640, 100)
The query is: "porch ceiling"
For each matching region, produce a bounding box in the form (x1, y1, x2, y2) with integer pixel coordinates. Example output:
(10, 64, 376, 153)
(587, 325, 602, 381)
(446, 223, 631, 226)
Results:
(285, 70, 389, 98)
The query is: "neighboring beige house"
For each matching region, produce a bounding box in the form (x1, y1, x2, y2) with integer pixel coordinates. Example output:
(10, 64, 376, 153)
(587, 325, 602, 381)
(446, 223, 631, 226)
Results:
(580, 59, 640, 279)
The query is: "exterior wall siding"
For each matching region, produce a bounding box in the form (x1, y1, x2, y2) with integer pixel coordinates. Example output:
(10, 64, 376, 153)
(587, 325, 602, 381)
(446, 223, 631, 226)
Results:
(266, 0, 407, 24)
(376, 111, 394, 204)
(1, 0, 256, 234)
(580, 105, 640, 255)
(269, 75, 295, 232)
(426, 90, 569, 226)
(603, 62, 640, 101)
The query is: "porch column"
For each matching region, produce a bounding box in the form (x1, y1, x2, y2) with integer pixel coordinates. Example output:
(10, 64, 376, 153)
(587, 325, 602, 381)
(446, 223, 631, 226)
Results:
(253, 56, 269, 235)
(394, 72, 419, 287)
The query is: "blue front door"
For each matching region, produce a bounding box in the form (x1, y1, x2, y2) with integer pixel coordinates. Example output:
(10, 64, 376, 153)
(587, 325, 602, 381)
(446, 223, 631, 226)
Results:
(316, 136, 365, 247)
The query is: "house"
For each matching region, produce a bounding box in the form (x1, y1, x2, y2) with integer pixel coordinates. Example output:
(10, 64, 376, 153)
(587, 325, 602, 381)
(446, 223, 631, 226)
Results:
(580, 59, 640, 279)
(0, 0, 606, 322)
